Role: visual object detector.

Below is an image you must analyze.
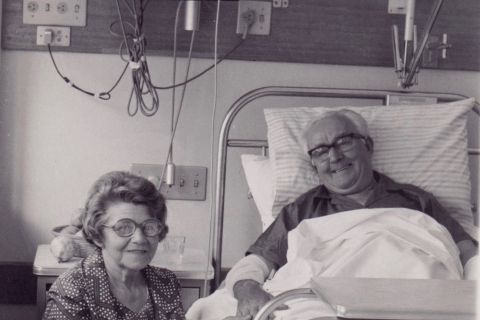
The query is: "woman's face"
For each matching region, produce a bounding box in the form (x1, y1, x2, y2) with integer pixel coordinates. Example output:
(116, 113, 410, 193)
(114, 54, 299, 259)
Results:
(99, 202, 160, 272)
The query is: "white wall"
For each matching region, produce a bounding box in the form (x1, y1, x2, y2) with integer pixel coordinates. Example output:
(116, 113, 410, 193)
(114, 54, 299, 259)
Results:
(0, 50, 479, 266)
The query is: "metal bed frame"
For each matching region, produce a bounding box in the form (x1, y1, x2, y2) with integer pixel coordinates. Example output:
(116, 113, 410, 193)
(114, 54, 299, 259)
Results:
(212, 86, 479, 289)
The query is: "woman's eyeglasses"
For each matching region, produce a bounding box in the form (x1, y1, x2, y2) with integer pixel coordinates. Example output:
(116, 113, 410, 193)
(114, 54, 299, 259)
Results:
(308, 133, 367, 162)
(103, 218, 164, 237)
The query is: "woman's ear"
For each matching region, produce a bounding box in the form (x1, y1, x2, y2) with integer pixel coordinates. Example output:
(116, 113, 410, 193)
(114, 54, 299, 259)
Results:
(92, 237, 104, 248)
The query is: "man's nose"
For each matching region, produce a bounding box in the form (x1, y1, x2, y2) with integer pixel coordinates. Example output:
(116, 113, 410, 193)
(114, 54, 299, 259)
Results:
(328, 146, 343, 162)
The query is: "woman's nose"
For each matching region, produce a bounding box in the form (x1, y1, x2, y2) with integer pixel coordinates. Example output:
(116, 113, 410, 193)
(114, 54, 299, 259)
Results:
(131, 227, 148, 242)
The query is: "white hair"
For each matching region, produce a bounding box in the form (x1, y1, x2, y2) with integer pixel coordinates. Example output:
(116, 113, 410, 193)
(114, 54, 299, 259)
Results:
(300, 109, 370, 154)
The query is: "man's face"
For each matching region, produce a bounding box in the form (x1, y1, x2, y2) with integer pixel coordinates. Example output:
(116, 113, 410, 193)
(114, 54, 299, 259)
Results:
(306, 115, 374, 195)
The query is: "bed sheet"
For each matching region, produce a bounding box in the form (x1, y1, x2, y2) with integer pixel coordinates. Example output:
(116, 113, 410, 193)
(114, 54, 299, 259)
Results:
(186, 208, 463, 320)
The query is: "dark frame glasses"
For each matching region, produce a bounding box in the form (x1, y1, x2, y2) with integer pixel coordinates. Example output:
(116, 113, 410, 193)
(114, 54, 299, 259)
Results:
(307, 133, 367, 160)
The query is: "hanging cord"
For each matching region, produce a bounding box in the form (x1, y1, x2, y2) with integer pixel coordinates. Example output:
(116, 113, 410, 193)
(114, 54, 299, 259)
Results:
(48, 0, 245, 114)
(158, 1, 197, 188)
(47, 44, 129, 100)
(168, 0, 183, 166)
(114, 0, 160, 117)
(203, 0, 223, 297)
(153, 37, 245, 90)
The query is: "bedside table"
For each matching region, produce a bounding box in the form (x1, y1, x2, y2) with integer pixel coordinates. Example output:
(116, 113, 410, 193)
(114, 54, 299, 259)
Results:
(33, 244, 213, 318)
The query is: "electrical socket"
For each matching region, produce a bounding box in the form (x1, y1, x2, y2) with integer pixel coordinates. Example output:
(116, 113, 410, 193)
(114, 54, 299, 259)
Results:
(130, 163, 207, 201)
(388, 0, 407, 14)
(36, 26, 70, 46)
(23, 0, 87, 26)
(236, 0, 271, 36)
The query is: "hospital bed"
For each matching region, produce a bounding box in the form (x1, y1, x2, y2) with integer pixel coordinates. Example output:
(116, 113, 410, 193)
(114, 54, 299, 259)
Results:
(203, 86, 479, 319)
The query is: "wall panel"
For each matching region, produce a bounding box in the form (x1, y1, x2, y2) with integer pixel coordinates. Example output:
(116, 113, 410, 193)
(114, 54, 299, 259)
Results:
(2, 1, 479, 72)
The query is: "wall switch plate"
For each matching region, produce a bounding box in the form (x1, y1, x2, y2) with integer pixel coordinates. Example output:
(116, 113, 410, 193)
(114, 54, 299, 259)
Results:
(236, 0, 271, 36)
(23, 0, 87, 26)
(131, 163, 207, 201)
(36, 26, 70, 46)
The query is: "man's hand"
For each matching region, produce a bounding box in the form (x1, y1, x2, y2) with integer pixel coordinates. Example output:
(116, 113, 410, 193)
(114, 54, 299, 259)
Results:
(463, 255, 478, 280)
(233, 279, 274, 317)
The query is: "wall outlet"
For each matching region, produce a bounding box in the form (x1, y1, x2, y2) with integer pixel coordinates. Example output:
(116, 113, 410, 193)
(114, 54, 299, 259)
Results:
(131, 163, 207, 201)
(36, 26, 70, 46)
(388, 0, 407, 14)
(23, 0, 87, 27)
(236, 0, 271, 36)
(272, 0, 288, 8)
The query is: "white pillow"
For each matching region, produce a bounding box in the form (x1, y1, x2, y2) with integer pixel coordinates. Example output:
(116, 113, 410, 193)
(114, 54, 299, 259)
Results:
(241, 154, 275, 230)
(264, 98, 476, 230)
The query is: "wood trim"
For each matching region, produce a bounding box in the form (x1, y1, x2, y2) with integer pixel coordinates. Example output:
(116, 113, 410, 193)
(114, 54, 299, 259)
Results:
(0, 262, 36, 305)
(2, 1, 479, 70)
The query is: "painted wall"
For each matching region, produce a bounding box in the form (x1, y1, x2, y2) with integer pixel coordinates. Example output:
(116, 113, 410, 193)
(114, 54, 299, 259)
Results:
(0, 50, 479, 269)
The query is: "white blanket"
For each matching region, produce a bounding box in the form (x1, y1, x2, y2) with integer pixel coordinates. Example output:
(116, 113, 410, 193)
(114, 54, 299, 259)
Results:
(186, 208, 463, 320)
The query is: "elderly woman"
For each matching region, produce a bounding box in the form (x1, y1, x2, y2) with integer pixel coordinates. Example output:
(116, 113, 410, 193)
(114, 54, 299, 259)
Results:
(43, 171, 185, 320)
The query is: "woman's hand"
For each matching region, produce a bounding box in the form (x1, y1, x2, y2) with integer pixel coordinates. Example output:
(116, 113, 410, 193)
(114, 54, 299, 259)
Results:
(233, 279, 274, 318)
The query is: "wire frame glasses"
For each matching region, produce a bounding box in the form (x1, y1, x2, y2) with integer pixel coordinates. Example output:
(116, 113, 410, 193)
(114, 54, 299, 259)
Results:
(103, 218, 165, 237)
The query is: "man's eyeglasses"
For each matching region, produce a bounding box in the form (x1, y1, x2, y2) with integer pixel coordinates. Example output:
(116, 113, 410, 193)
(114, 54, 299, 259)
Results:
(103, 218, 165, 237)
(308, 133, 367, 162)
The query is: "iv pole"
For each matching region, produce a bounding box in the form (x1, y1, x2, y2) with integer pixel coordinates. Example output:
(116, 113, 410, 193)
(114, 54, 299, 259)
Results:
(393, 0, 445, 89)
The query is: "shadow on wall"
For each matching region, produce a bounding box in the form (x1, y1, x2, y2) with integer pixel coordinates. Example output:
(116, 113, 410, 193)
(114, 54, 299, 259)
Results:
(0, 62, 35, 262)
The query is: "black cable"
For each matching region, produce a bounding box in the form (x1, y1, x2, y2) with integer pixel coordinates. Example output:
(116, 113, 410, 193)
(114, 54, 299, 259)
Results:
(153, 37, 246, 90)
(48, 0, 246, 114)
(47, 44, 129, 101)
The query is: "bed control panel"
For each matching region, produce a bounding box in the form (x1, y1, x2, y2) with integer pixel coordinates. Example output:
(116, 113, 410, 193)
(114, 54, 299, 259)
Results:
(131, 163, 207, 201)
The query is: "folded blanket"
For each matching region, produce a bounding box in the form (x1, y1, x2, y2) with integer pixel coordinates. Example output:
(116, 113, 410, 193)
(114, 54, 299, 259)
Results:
(187, 208, 462, 320)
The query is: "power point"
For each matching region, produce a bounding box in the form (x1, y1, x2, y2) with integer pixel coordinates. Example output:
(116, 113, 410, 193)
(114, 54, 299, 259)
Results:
(236, 0, 271, 36)
(57, 2, 68, 14)
(23, 0, 87, 27)
(36, 26, 70, 46)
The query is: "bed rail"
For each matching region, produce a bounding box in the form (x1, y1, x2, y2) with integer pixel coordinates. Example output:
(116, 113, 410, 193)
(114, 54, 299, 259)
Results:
(212, 86, 479, 288)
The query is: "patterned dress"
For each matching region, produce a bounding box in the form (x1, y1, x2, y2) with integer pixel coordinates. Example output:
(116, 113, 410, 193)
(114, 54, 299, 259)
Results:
(43, 250, 185, 320)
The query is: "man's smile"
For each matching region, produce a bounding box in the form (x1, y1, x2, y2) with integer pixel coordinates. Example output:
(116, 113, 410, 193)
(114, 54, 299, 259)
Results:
(331, 163, 352, 174)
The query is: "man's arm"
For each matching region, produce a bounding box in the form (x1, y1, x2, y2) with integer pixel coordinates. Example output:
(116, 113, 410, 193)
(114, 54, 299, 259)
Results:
(457, 239, 478, 266)
(457, 239, 478, 280)
(225, 254, 277, 317)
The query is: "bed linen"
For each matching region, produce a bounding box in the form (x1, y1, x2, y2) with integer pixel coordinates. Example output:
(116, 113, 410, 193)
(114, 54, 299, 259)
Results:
(264, 98, 475, 230)
(186, 208, 462, 320)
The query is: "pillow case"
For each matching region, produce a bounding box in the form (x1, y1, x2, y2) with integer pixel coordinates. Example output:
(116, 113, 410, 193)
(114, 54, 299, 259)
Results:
(264, 98, 475, 230)
(241, 154, 275, 230)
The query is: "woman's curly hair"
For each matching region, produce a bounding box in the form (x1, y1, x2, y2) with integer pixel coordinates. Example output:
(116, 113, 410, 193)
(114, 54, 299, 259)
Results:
(81, 171, 168, 246)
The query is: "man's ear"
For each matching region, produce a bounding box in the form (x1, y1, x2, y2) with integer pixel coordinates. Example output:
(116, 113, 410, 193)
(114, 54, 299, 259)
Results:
(365, 136, 374, 153)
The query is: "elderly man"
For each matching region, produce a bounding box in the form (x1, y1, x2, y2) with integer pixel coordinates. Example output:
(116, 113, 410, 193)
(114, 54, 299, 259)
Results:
(224, 109, 478, 318)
